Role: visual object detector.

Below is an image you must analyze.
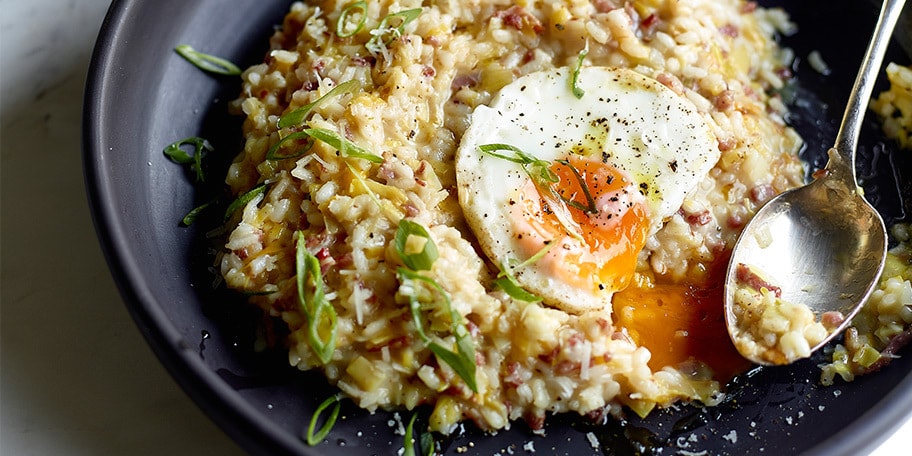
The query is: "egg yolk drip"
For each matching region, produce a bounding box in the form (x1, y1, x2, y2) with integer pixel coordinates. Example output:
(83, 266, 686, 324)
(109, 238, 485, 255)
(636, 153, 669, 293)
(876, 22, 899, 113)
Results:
(613, 253, 751, 382)
(510, 155, 650, 294)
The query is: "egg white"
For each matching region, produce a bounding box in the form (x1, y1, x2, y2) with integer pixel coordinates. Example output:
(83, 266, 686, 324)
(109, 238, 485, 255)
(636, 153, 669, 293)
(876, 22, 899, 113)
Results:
(456, 66, 719, 313)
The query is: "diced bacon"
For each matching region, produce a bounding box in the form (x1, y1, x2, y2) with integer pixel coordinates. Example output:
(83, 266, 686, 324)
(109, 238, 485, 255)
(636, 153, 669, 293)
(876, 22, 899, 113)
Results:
(495, 6, 544, 34)
(735, 263, 782, 297)
(750, 184, 776, 204)
(719, 24, 739, 38)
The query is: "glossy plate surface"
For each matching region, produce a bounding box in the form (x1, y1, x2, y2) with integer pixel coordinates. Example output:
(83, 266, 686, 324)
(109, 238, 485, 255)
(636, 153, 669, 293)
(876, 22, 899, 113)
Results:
(83, 1, 912, 454)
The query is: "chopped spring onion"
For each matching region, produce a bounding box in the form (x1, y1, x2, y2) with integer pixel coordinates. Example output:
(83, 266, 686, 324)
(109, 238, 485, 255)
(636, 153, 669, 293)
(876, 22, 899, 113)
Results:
(419, 431, 435, 456)
(266, 131, 314, 160)
(278, 80, 362, 129)
(224, 183, 268, 221)
(398, 268, 478, 392)
(336, 1, 368, 38)
(493, 270, 542, 303)
(306, 394, 342, 445)
(555, 158, 597, 214)
(479, 143, 588, 240)
(365, 8, 423, 55)
(174, 44, 242, 76)
(478, 143, 558, 187)
(403, 412, 434, 456)
(296, 231, 338, 365)
(493, 242, 553, 302)
(395, 219, 439, 271)
(570, 43, 588, 99)
(163, 136, 213, 182)
(403, 412, 418, 456)
(304, 127, 383, 163)
(181, 199, 215, 226)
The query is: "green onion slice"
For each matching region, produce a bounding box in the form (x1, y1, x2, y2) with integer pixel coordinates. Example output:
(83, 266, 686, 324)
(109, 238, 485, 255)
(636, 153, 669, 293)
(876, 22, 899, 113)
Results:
(278, 80, 362, 129)
(181, 199, 215, 226)
(266, 131, 315, 161)
(296, 231, 338, 365)
(224, 183, 268, 221)
(478, 143, 588, 240)
(163, 136, 213, 182)
(304, 127, 383, 163)
(306, 394, 342, 446)
(493, 243, 554, 302)
(395, 219, 439, 271)
(478, 143, 558, 186)
(336, 1, 368, 38)
(403, 412, 419, 456)
(398, 268, 478, 392)
(494, 272, 542, 303)
(365, 8, 423, 53)
(555, 159, 598, 214)
(419, 431, 435, 456)
(174, 44, 242, 76)
(570, 43, 589, 99)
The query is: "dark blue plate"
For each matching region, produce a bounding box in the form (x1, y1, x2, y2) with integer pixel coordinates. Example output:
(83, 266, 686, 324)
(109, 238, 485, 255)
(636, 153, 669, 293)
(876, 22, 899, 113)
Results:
(83, 1, 912, 454)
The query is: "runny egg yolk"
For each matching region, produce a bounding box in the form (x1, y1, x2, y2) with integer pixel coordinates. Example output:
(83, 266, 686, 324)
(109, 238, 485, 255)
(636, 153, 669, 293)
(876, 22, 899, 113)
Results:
(510, 155, 650, 294)
(612, 253, 752, 382)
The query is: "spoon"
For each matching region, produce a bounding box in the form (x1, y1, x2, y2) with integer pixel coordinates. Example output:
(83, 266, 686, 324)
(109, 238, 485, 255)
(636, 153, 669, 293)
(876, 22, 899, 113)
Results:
(723, 0, 905, 365)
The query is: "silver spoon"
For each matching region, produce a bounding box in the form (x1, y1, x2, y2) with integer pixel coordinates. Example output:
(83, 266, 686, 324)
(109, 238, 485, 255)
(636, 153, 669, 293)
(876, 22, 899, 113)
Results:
(723, 0, 905, 365)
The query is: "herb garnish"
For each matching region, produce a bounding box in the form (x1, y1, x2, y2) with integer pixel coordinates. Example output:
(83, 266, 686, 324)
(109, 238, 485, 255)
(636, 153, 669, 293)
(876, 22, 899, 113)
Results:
(164, 136, 213, 182)
(336, 1, 368, 38)
(365, 8, 423, 56)
(403, 412, 419, 456)
(303, 127, 384, 163)
(394, 220, 478, 392)
(555, 159, 598, 214)
(493, 242, 555, 302)
(277, 80, 362, 129)
(478, 143, 586, 240)
(478, 143, 558, 187)
(306, 394, 342, 445)
(174, 44, 242, 76)
(224, 182, 268, 221)
(181, 199, 215, 226)
(266, 131, 314, 161)
(395, 219, 439, 271)
(269, 80, 364, 160)
(570, 43, 589, 99)
(403, 412, 435, 456)
(296, 231, 338, 365)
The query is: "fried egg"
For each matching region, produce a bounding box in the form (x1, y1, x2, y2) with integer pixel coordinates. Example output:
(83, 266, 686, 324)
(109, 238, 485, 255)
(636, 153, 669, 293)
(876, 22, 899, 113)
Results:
(456, 66, 720, 313)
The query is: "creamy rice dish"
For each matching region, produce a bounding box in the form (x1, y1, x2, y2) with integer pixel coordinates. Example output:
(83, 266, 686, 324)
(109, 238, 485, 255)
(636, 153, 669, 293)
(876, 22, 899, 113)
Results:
(217, 0, 912, 435)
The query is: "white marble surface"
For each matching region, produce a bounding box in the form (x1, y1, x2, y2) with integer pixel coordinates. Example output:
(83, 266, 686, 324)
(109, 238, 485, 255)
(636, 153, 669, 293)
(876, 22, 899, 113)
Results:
(0, 0, 909, 455)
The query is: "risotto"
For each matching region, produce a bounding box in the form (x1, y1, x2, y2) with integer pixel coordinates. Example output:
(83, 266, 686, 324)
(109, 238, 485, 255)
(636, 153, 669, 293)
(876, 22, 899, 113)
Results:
(217, 0, 912, 435)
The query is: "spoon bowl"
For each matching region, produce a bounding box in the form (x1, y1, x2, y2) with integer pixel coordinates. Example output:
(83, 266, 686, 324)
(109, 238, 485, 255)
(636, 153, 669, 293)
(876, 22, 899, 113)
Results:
(723, 0, 903, 365)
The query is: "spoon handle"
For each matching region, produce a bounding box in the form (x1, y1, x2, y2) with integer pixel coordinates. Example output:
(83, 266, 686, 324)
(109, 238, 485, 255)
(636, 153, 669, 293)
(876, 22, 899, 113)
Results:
(831, 0, 906, 187)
